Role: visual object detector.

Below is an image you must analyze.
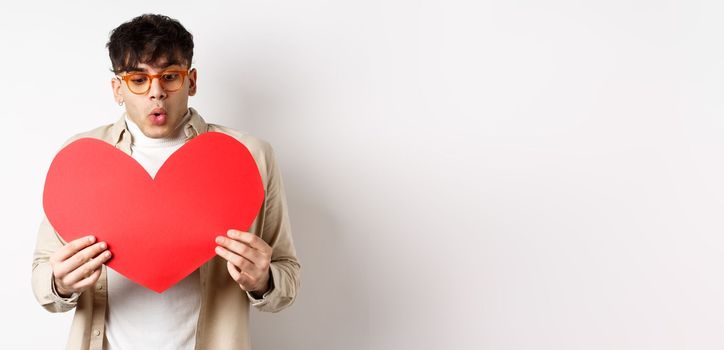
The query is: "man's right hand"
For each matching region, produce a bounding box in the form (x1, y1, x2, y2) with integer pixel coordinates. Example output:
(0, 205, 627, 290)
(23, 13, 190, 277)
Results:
(49, 235, 112, 297)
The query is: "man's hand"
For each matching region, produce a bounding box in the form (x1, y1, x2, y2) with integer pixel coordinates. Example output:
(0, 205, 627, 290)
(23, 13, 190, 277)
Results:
(49, 235, 112, 297)
(215, 229, 272, 295)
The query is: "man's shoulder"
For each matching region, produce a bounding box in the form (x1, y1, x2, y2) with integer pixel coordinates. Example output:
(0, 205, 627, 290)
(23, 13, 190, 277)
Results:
(206, 123, 280, 179)
(61, 123, 117, 147)
(207, 123, 275, 158)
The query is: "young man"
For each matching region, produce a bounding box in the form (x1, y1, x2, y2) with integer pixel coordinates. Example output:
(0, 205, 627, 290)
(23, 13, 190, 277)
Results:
(31, 14, 300, 350)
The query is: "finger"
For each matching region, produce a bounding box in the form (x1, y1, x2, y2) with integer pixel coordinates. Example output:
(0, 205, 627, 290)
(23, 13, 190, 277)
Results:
(215, 236, 263, 265)
(226, 261, 243, 283)
(215, 246, 256, 273)
(227, 230, 271, 254)
(226, 262, 259, 291)
(55, 241, 109, 277)
(53, 235, 96, 263)
(63, 249, 112, 287)
(70, 268, 102, 291)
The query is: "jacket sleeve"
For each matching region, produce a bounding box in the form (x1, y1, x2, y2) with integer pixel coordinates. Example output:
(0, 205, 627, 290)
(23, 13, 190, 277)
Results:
(246, 143, 301, 313)
(31, 214, 80, 313)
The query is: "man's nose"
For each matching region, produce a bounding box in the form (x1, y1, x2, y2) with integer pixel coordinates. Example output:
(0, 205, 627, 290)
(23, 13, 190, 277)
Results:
(148, 76, 167, 100)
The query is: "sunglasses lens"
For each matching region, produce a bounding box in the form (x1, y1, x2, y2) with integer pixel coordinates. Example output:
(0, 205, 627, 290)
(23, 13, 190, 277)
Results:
(127, 74, 150, 94)
(160, 72, 183, 91)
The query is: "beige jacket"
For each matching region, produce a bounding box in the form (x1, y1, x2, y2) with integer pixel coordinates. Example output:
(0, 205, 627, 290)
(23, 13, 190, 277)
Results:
(31, 108, 301, 350)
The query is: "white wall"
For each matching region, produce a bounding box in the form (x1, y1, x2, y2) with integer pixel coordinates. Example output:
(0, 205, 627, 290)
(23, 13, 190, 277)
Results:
(1, 1, 722, 349)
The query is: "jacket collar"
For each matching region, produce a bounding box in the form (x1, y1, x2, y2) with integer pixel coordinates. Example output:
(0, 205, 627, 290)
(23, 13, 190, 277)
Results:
(109, 107, 208, 154)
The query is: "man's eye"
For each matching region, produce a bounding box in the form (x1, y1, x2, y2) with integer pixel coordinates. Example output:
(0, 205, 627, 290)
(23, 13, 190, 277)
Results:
(162, 73, 179, 81)
(129, 75, 148, 84)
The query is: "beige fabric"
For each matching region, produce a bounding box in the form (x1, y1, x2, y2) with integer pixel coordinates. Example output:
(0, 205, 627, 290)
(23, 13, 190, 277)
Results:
(31, 108, 301, 350)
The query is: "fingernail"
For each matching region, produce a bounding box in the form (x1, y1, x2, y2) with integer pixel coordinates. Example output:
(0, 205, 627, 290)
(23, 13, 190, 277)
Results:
(105, 251, 111, 257)
(99, 242, 107, 249)
(215, 246, 223, 254)
(215, 237, 224, 244)
(227, 230, 236, 238)
(88, 236, 96, 243)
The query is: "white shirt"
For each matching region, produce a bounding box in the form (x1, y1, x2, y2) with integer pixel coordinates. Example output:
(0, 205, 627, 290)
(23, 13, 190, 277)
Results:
(104, 110, 201, 350)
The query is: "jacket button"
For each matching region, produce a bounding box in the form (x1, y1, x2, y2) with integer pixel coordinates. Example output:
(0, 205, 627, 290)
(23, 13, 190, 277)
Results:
(94, 329, 101, 336)
(96, 284, 103, 290)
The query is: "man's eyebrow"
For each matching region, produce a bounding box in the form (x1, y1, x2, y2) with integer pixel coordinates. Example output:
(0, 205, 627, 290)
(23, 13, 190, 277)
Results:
(125, 66, 146, 72)
(125, 62, 182, 73)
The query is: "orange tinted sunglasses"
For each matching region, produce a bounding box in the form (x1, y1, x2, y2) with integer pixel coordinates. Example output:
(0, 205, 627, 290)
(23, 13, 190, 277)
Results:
(116, 69, 189, 95)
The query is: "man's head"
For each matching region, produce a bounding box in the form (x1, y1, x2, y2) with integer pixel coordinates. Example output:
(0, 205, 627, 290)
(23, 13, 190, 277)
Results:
(108, 14, 197, 139)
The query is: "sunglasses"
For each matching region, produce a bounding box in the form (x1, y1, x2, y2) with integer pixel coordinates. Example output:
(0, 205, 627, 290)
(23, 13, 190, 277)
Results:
(116, 69, 190, 95)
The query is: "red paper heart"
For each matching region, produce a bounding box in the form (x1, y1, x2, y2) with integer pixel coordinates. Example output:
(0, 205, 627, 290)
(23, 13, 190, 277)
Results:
(43, 132, 264, 292)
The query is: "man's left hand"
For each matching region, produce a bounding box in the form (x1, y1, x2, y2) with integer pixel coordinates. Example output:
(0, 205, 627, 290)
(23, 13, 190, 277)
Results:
(215, 229, 272, 296)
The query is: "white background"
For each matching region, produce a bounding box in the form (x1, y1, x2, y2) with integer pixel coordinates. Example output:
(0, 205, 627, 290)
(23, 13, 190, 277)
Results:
(1, 1, 722, 349)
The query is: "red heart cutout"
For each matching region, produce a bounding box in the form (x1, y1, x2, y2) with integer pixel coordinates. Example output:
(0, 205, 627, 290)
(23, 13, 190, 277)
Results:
(42, 132, 264, 292)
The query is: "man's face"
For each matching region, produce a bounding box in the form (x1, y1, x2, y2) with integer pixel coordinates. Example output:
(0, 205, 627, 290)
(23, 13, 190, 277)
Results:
(111, 61, 197, 139)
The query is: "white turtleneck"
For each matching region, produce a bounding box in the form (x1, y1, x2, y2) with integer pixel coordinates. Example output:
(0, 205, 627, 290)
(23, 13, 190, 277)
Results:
(104, 110, 201, 350)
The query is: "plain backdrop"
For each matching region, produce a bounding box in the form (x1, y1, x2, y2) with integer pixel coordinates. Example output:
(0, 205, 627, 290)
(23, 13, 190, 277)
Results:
(1, 1, 723, 349)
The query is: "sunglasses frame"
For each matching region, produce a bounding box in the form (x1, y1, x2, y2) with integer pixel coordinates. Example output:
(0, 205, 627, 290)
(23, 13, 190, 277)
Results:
(116, 69, 190, 95)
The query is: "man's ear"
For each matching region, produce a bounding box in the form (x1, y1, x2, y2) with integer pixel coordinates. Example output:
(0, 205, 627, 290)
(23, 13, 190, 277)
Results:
(111, 78, 124, 104)
(188, 68, 197, 96)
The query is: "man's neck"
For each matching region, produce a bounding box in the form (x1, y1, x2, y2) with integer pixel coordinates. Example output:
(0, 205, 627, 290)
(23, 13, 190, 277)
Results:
(123, 110, 190, 147)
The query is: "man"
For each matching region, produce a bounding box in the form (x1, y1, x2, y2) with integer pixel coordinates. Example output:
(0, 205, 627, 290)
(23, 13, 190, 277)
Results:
(31, 14, 300, 350)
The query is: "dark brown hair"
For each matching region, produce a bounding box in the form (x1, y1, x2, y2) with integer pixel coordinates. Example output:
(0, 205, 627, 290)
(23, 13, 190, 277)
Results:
(106, 14, 194, 74)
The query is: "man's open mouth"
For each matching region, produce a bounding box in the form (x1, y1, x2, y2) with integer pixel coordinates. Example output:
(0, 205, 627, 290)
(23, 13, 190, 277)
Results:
(149, 108, 167, 125)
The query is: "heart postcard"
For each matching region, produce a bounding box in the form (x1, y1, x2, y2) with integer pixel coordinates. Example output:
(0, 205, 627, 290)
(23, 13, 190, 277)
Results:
(42, 132, 264, 292)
